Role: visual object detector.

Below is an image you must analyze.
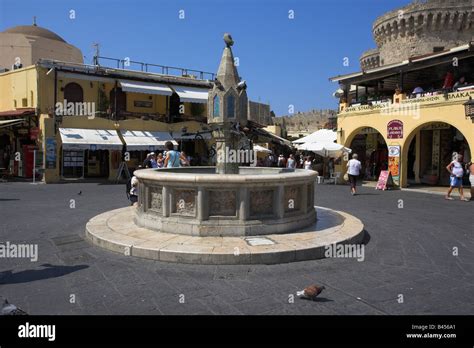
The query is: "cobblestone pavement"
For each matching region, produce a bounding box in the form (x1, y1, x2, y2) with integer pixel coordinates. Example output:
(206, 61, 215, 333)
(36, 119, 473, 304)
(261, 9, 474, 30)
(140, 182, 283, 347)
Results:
(1, 181, 473, 315)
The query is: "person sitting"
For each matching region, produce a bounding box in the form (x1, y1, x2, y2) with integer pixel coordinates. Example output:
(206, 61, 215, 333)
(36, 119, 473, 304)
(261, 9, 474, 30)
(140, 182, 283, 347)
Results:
(453, 76, 468, 91)
(412, 86, 424, 97)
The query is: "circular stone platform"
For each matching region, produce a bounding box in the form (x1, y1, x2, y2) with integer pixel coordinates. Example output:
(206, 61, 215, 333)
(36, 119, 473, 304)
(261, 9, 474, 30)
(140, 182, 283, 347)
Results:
(86, 206, 365, 265)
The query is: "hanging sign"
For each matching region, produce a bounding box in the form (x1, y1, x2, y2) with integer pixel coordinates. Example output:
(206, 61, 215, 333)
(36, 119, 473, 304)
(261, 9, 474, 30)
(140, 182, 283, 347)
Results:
(387, 120, 403, 139)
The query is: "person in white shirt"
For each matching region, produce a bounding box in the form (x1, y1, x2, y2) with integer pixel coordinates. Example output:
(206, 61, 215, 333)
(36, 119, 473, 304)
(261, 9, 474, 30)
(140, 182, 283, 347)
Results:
(129, 175, 139, 206)
(304, 156, 312, 170)
(346, 153, 362, 195)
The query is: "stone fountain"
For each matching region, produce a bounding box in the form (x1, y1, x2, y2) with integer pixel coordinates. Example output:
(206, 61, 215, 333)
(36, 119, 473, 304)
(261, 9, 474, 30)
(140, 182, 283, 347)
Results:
(86, 35, 365, 264)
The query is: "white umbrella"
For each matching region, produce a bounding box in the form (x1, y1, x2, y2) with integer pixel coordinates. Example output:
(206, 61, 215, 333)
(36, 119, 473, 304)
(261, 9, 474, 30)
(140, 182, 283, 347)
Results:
(293, 129, 337, 145)
(297, 141, 351, 157)
(253, 145, 272, 153)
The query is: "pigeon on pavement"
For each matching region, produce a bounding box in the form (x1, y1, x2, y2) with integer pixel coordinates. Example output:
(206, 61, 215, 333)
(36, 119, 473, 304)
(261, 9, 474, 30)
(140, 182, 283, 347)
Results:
(1, 299, 28, 315)
(296, 285, 326, 300)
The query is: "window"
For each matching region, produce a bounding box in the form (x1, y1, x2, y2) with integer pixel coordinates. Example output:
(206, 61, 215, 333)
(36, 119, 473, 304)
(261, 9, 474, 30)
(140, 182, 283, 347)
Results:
(64, 82, 84, 103)
(22, 98, 28, 107)
(226, 94, 235, 118)
(30, 91, 34, 106)
(213, 95, 220, 117)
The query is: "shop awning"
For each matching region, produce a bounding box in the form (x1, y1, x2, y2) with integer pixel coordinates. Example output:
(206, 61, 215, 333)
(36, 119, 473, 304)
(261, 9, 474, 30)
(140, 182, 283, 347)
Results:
(119, 80, 173, 96)
(170, 85, 209, 103)
(120, 130, 178, 151)
(0, 119, 26, 128)
(0, 108, 35, 118)
(59, 128, 123, 150)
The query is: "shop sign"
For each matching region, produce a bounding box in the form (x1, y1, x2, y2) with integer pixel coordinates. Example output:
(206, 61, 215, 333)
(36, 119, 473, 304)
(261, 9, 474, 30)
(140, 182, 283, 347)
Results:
(387, 120, 403, 139)
(420, 123, 450, 131)
(376, 170, 395, 190)
(17, 128, 29, 135)
(388, 145, 400, 186)
(134, 101, 153, 108)
(45, 138, 56, 169)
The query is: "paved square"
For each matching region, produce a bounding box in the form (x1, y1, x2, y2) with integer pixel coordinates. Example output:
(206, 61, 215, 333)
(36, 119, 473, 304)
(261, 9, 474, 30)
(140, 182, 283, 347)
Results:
(1, 182, 473, 315)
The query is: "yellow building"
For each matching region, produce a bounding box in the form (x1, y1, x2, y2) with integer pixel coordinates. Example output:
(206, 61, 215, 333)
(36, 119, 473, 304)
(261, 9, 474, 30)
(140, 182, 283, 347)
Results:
(330, 44, 474, 187)
(0, 25, 215, 182)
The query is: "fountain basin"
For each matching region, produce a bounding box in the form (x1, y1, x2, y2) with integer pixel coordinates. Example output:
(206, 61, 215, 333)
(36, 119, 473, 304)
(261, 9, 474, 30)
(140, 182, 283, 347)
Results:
(134, 167, 318, 237)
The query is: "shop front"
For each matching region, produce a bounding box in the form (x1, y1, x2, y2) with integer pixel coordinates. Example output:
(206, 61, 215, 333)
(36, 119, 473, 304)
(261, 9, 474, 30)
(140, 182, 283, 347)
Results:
(0, 109, 38, 179)
(58, 128, 123, 179)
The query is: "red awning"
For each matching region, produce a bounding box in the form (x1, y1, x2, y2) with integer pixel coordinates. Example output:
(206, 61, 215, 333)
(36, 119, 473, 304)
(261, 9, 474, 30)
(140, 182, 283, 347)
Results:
(0, 108, 35, 118)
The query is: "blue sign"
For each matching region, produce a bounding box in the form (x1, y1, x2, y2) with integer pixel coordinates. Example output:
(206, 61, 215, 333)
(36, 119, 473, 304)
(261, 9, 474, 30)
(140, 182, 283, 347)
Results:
(90, 144, 97, 151)
(45, 138, 56, 169)
(148, 146, 155, 152)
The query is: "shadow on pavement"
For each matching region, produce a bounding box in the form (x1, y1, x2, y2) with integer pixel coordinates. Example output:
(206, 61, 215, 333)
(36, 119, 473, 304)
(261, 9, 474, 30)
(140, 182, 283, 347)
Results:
(299, 297, 334, 303)
(0, 263, 88, 285)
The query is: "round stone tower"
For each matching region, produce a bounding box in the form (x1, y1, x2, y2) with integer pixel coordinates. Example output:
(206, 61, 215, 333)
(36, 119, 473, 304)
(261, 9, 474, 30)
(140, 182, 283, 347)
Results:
(360, 0, 473, 69)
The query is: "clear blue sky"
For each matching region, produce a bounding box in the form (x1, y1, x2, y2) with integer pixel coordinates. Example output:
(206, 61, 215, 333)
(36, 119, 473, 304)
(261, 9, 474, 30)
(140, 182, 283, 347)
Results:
(0, 0, 411, 116)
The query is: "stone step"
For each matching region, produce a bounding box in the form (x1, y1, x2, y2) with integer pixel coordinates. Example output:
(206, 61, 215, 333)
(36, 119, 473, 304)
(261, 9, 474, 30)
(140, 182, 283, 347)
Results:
(85, 206, 364, 265)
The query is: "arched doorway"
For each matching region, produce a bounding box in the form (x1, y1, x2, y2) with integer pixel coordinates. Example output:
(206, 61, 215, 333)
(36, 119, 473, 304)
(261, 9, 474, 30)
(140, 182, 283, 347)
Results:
(403, 121, 471, 186)
(345, 126, 388, 181)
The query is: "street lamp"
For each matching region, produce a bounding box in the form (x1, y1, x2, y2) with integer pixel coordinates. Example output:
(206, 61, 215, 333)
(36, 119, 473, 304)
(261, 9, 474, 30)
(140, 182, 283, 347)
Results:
(464, 96, 474, 120)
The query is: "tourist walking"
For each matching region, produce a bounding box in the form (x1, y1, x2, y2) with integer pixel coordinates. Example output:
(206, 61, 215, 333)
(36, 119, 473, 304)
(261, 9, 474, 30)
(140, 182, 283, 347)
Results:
(287, 154, 296, 169)
(468, 161, 474, 201)
(164, 141, 189, 168)
(445, 154, 468, 201)
(346, 153, 362, 196)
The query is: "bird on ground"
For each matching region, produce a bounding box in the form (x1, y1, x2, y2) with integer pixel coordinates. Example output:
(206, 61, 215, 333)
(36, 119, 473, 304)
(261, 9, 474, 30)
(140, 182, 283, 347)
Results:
(78, 190, 82, 195)
(296, 285, 326, 300)
(1, 299, 28, 315)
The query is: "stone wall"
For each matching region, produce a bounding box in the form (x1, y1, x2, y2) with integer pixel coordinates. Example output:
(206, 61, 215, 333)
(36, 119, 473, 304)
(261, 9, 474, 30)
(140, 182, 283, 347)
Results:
(272, 109, 337, 137)
(248, 100, 272, 126)
(370, 0, 473, 66)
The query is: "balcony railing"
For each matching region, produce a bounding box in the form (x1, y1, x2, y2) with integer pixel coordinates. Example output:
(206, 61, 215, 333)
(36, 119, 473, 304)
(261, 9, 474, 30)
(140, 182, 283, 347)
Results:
(95, 56, 215, 81)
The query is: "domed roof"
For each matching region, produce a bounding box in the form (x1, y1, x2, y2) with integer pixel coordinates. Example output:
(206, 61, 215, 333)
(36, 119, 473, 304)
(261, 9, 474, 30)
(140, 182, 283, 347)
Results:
(3, 25, 66, 43)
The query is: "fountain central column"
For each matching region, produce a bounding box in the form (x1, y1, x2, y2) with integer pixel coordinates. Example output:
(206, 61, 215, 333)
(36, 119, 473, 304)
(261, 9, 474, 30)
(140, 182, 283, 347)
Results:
(208, 33, 248, 175)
